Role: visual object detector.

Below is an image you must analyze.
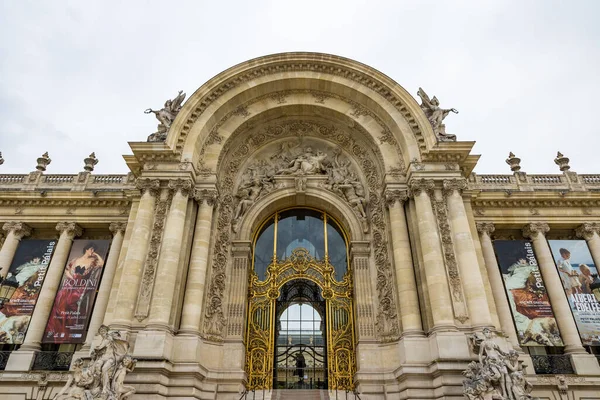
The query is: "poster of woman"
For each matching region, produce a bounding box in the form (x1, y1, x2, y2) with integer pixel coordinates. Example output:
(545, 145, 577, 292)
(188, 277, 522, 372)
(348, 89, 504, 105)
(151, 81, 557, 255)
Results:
(549, 240, 600, 346)
(0, 240, 56, 344)
(42, 240, 110, 344)
(493, 240, 563, 346)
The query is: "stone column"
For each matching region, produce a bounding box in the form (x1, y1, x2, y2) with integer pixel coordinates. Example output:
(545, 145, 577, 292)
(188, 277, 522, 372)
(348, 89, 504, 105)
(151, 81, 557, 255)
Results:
(384, 190, 423, 336)
(147, 179, 192, 330)
(408, 179, 454, 330)
(522, 223, 585, 354)
(576, 222, 600, 267)
(20, 223, 83, 351)
(0, 222, 32, 277)
(80, 222, 127, 351)
(476, 222, 521, 349)
(226, 241, 252, 338)
(180, 189, 217, 335)
(111, 178, 160, 329)
(443, 179, 493, 328)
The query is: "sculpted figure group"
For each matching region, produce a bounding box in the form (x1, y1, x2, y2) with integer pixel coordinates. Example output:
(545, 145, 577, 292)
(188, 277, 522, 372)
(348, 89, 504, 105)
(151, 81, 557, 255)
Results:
(145, 90, 186, 142)
(463, 328, 536, 400)
(417, 87, 458, 142)
(55, 325, 137, 400)
(232, 145, 368, 227)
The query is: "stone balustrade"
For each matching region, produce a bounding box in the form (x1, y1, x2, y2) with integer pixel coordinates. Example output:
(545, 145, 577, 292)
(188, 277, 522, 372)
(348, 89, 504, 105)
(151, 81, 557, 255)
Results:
(468, 171, 595, 191)
(0, 172, 135, 191)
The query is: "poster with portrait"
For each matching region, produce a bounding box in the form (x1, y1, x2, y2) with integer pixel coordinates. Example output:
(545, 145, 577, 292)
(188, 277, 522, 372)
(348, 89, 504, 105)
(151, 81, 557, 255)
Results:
(493, 240, 563, 346)
(42, 240, 110, 344)
(0, 240, 57, 344)
(548, 240, 600, 346)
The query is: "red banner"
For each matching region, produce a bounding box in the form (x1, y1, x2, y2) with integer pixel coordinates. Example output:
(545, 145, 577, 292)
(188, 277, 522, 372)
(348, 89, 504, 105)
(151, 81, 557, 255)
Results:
(42, 240, 110, 343)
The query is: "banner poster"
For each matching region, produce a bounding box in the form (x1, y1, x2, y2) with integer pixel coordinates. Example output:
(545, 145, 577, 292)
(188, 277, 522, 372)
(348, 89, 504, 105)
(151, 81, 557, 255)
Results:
(492, 240, 564, 346)
(548, 240, 600, 346)
(42, 240, 110, 344)
(0, 240, 57, 344)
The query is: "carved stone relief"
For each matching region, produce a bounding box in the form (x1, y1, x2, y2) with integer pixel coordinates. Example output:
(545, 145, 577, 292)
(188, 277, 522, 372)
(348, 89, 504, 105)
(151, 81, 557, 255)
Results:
(203, 119, 399, 342)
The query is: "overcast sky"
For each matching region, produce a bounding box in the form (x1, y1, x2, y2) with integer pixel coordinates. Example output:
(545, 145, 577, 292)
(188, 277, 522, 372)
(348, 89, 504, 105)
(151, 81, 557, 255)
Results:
(1, 1, 598, 175)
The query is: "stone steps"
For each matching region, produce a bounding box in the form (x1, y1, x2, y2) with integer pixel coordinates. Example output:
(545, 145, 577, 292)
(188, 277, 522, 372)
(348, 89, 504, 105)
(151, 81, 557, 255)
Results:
(274, 389, 329, 400)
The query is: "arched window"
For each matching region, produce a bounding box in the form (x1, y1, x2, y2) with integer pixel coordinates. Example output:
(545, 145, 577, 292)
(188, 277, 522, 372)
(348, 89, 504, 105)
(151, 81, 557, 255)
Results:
(252, 208, 348, 281)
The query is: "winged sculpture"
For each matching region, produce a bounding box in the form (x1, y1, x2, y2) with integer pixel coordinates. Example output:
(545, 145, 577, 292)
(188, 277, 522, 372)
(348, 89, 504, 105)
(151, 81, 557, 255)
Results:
(145, 90, 186, 142)
(417, 87, 458, 141)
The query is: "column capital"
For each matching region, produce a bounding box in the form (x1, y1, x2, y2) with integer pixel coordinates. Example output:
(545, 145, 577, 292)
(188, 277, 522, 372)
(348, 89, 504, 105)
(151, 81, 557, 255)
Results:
(56, 222, 83, 239)
(194, 188, 218, 206)
(2, 222, 32, 240)
(408, 178, 435, 198)
(522, 222, 550, 239)
(109, 222, 127, 235)
(135, 178, 160, 196)
(476, 222, 496, 236)
(575, 222, 600, 241)
(168, 178, 193, 197)
(442, 178, 468, 197)
(384, 189, 408, 208)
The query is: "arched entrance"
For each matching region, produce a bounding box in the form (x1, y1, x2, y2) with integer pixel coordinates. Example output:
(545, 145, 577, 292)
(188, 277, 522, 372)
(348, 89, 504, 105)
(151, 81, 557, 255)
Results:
(245, 208, 355, 391)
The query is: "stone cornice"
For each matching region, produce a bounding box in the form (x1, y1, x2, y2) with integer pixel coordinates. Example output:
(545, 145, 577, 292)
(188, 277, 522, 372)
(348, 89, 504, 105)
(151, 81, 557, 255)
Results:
(0, 198, 130, 208)
(522, 222, 550, 239)
(576, 222, 600, 241)
(476, 222, 495, 236)
(2, 222, 32, 239)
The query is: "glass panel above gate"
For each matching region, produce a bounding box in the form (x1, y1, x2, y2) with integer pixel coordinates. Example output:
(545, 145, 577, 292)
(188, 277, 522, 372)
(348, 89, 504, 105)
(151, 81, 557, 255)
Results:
(252, 208, 349, 282)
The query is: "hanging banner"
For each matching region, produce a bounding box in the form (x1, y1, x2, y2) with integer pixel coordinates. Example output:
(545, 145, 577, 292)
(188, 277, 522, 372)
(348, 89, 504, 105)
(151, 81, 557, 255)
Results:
(548, 240, 600, 346)
(0, 240, 57, 344)
(493, 240, 563, 346)
(42, 240, 110, 344)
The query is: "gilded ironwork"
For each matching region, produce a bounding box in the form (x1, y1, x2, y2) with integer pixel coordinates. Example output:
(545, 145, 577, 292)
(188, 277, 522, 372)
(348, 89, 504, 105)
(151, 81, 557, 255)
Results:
(246, 212, 356, 392)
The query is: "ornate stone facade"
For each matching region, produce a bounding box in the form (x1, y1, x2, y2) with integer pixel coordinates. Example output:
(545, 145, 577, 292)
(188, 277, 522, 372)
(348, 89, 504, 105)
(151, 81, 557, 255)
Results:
(0, 53, 598, 400)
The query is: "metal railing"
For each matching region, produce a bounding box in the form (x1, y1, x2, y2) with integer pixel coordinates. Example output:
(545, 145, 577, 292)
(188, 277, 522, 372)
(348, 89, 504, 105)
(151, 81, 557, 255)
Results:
(0, 351, 11, 370)
(31, 351, 74, 371)
(530, 354, 574, 375)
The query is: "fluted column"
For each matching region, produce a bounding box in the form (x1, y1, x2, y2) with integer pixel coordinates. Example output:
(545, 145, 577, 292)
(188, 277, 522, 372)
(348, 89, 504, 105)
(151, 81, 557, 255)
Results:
(20, 222, 82, 351)
(443, 179, 493, 328)
(112, 178, 160, 329)
(81, 222, 126, 350)
(523, 223, 586, 354)
(180, 189, 217, 335)
(351, 241, 375, 340)
(147, 179, 192, 330)
(385, 189, 423, 336)
(408, 179, 454, 330)
(576, 223, 600, 267)
(476, 222, 521, 349)
(0, 222, 32, 277)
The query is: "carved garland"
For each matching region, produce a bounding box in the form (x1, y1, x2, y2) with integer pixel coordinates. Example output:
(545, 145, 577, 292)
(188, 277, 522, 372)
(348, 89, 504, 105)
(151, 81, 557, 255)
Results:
(134, 184, 173, 322)
(196, 89, 404, 174)
(202, 120, 399, 341)
(175, 62, 426, 157)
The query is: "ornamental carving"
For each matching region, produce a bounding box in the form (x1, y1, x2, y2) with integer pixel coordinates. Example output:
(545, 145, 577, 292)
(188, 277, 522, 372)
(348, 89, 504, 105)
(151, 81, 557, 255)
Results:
(135, 178, 160, 197)
(384, 190, 408, 208)
(463, 328, 534, 400)
(203, 119, 399, 342)
(109, 222, 127, 235)
(168, 178, 193, 197)
(194, 188, 218, 206)
(476, 222, 495, 236)
(432, 198, 468, 323)
(145, 90, 186, 142)
(522, 222, 550, 239)
(135, 188, 173, 322)
(442, 178, 468, 197)
(56, 222, 83, 239)
(55, 325, 136, 400)
(2, 222, 32, 240)
(408, 179, 434, 198)
(575, 222, 600, 241)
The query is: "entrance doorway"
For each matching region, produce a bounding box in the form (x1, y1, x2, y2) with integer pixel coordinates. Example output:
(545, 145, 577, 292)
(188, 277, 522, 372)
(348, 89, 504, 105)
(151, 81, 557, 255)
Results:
(274, 280, 327, 389)
(245, 208, 356, 391)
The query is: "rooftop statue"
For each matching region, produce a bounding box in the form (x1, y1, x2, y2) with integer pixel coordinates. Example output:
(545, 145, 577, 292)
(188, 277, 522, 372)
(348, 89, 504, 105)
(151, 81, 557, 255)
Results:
(145, 90, 186, 142)
(417, 87, 458, 142)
